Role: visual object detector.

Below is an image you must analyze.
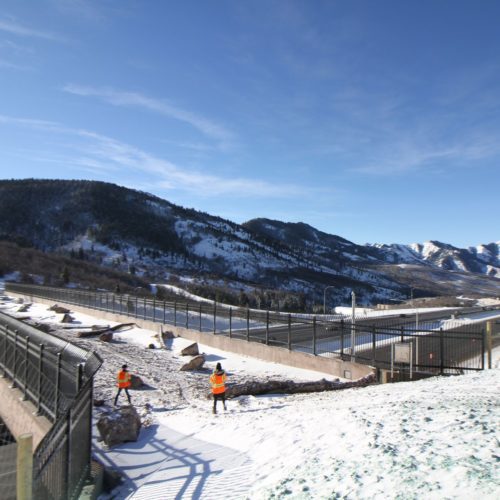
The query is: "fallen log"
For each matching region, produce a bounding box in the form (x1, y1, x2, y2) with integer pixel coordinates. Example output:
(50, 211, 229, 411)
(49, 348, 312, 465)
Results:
(75, 322, 136, 338)
(224, 373, 376, 398)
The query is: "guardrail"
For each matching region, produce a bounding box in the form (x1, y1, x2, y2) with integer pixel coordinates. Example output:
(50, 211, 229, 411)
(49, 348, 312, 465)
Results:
(0, 310, 102, 500)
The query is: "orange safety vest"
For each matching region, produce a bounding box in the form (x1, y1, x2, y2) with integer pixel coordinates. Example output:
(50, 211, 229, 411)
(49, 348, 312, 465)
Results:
(210, 371, 226, 394)
(117, 370, 131, 389)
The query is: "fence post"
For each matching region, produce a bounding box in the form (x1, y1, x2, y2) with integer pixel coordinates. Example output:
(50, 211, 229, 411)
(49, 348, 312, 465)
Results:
(143, 298, 146, 320)
(313, 317, 317, 355)
(439, 328, 444, 375)
(265, 310, 269, 345)
(16, 433, 33, 500)
(372, 326, 376, 365)
(288, 314, 291, 351)
(1, 326, 7, 377)
(174, 301, 177, 326)
(213, 303, 217, 334)
(400, 325, 404, 343)
(486, 321, 493, 369)
(11, 329, 18, 389)
(76, 363, 83, 393)
(229, 308, 232, 338)
(55, 352, 62, 419)
(37, 344, 44, 415)
(23, 337, 30, 400)
(340, 319, 344, 357)
(246, 308, 250, 341)
(163, 301, 166, 324)
(199, 303, 202, 332)
(153, 298, 156, 322)
(186, 303, 189, 329)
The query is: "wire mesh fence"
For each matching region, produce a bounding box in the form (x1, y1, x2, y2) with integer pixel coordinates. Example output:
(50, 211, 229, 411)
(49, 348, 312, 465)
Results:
(0, 308, 102, 500)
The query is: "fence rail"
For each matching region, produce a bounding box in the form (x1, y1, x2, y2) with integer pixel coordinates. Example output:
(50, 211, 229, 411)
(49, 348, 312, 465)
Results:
(5, 282, 491, 377)
(0, 308, 102, 500)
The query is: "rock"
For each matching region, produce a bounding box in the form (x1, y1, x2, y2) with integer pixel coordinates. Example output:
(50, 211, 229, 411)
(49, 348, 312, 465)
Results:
(180, 354, 205, 371)
(49, 304, 71, 314)
(181, 343, 199, 356)
(147, 343, 155, 349)
(162, 330, 176, 339)
(18, 303, 32, 313)
(93, 399, 105, 407)
(99, 332, 113, 342)
(102, 466, 123, 493)
(130, 374, 143, 389)
(34, 323, 52, 333)
(96, 406, 142, 447)
(61, 313, 74, 323)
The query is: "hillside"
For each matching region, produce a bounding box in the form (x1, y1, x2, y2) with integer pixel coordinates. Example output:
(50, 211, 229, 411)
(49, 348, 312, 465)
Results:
(0, 179, 499, 307)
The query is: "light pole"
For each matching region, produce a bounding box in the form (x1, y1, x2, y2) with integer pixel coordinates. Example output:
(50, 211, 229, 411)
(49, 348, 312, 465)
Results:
(350, 291, 356, 361)
(323, 286, 335, 314)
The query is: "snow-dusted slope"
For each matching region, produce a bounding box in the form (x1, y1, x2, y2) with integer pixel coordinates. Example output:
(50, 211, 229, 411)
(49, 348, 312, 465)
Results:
(1, 179, 499, 305)
(373, 240, 500, 277)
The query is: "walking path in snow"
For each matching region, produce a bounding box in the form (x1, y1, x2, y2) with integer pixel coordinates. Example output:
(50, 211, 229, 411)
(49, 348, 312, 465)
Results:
(93, 420, 253, 500)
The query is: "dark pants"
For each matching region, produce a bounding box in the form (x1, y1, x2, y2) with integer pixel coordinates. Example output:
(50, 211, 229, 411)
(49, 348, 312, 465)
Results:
(115, 387, 131, 405)
(213, 392, 226, 413)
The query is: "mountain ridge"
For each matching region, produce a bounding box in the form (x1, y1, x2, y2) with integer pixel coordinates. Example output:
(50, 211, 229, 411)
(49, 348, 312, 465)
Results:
(0, 178, 498, 307)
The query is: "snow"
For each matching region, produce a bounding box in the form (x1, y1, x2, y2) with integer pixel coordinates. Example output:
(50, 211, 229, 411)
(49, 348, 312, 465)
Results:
(1, 293, 499, 500)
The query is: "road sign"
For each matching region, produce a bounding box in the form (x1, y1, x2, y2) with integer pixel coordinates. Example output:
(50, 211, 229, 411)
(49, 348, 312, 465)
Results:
(394, 343, 411, 363)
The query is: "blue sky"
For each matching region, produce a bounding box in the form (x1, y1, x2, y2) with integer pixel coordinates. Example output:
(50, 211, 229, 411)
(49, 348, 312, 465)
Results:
(0, 1, 499, 248)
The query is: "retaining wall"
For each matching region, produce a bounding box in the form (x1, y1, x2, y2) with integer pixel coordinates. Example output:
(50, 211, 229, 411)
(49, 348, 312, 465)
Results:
(0, 377, 51, 448)
(10, 292, 375, 380)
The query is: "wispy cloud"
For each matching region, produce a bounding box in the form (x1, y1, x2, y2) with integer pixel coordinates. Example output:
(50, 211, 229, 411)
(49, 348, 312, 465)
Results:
(0, 114, 302, 198)
(0, 58, 32, 71)
(62, 84, 235, 148)
(0, 18, 64, 42)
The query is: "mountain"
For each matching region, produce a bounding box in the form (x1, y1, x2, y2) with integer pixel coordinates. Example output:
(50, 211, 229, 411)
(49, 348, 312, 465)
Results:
(372, 241, 500, 277)
(0, 178, 499, 308)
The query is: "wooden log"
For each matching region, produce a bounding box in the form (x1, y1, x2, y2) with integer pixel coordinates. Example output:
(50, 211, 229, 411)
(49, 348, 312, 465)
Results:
(224, 373, 376, 398)
(75, 322, 137, 338)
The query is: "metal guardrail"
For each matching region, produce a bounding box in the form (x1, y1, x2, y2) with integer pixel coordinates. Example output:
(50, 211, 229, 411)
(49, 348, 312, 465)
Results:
(0, 309, 102, 500)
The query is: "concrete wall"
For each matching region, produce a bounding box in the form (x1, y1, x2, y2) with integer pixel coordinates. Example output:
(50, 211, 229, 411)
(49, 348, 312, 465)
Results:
(0, 377, 51, 449)
(10, 292, 375, 380)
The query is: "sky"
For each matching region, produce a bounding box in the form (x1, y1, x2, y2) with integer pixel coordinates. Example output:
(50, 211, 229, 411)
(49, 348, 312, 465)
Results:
(1, 292, 499, 499)
(0, 1, 499, 249)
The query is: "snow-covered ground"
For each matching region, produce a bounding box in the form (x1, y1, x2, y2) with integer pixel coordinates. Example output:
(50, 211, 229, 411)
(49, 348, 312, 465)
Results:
(1, 293, 499, 500)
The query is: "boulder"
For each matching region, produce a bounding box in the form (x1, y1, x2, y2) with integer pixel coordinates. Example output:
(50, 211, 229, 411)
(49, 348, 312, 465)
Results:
(96, 406, 142, 447)
(34, 323, 52, 333)
(130, 374, 143, 389)
(61, 313, 74, 323)
(180, 354, 205, 371)
(147, 343, 156, 349)
(181, 343, 199, 356)
(99, 332, 113, 342)
(162, 330, 176, 340)
(49, 304, 71, 314)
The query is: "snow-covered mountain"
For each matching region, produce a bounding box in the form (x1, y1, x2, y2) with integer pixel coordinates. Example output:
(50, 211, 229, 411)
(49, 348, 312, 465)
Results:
(373, 241, 500, 277)
(0, 179, 499, 305)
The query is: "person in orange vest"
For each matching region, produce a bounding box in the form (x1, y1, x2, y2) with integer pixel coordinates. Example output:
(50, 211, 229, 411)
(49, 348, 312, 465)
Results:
(209, 362, 227, 414)
(114, 364, 132, 405)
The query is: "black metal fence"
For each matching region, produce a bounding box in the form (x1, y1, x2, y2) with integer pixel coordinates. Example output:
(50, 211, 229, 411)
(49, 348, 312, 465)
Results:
(5, 282, 492, 377)
(0, 309, 102, 500)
